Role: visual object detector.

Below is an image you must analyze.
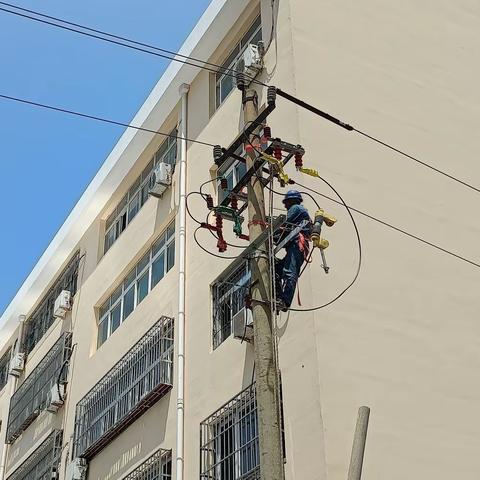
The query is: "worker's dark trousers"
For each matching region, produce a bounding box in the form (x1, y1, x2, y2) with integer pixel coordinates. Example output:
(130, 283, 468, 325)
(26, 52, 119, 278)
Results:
(275, 243, 305, 307)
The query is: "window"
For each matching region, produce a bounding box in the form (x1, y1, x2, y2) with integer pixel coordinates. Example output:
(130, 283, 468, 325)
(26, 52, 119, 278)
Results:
(217, 145, 247, 204)
(215, 16, 262, 109)
(6, 430, 63, 480)
(6, 333, 73, 444)
(104, 130, 177, 254)
(200, 384, 259, 480)
(212, 260, 251, 349)
(23, 252, 80, 355)
(123, 449, 172, 480)
(74, 318, 174, 459)
(0, 348, 11, 391)
(98, 222, 175, 347)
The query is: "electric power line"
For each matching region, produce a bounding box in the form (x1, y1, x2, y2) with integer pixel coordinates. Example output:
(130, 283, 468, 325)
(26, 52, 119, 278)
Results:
(0, 3, 266, 88)
(2, 2, 480, 196)
(0, 93, 216, 147)
(292, 180, 480, 269)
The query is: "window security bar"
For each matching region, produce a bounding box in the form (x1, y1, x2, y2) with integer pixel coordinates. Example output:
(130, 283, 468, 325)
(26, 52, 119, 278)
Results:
(23, 251, 80, 354)
(74, 317, 174, 459)
(212, 261, 251, 349)
(200, 384, 260, 480)
(6, 333, 73, 444)
(122, 449, 172, 480)
(6, 430, 63, 480)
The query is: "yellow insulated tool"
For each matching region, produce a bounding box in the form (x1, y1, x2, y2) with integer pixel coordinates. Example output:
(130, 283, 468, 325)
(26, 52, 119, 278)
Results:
(311, 209, 336, 273)
(260, 153, 290, 185)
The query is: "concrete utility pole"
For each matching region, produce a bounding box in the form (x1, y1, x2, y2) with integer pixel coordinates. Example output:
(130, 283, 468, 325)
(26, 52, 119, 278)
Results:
(243, 88, 285, 480)
(347, 406, 371, 480)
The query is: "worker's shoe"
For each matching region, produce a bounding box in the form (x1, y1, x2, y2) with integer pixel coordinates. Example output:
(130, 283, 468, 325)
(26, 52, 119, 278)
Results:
(275, 299, 289, 313)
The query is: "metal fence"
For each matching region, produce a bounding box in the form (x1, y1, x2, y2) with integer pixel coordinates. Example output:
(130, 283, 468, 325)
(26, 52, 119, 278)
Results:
(123, 449, 172, 480)
(6, 430, 63, 480)
(74, 317, 174, 459)
(200, 384, 259, 480)
(212, 261, 251, 349)
(0, 348, 11, 391)
(6, 333, 73, 444)
(23, 251, 80, 354)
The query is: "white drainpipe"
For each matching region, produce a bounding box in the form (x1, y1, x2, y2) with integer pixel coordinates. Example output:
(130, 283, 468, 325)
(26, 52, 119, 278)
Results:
(0, 315, 26, 480)
(176, 83, 189, 480)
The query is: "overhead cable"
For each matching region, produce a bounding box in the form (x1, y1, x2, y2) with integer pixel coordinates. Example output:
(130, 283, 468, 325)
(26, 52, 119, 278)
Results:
(0, 3, 266, 88)
(0, 93, 216, 147)
(275, 88, 480, 195)
(293, 180, 480, 269)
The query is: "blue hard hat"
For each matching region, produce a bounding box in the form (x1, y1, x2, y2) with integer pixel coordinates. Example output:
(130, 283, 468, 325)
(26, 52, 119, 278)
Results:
(283, 190, 303, 203)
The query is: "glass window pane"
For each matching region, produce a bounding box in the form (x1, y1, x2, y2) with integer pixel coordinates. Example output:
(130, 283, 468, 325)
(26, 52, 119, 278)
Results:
(220, 75, 235, 104)
(118, 193, 128, 210)
(111, 285, 122, 304)
(137, 251, 150, 275)
(110, 303, 121, 334)
(140, 182, 150, 207)
(152, 235, 165, 257)
(129, 176, 141, 198)
(167, 241, 175, 271)
(235, 161, 247, 182)
(97, 319, 109, 347)
(241, 16, 262, 48)
(123, 267, 136, 290)
(128, 193, 140, 222)
(151, 253, 165, 287)
(99, 300, 110, 319)
(142, 159, 154, 181)
(106, 210, 116, 230)
(123, 286, 135, 320)
(137, 272, 149, 305)
(167, 222, 175, 239)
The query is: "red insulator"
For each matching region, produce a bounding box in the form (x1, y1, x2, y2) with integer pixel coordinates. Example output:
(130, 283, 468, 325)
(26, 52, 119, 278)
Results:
(220, 178, 228, 190)
(274, 147, 282, 160)
(206, 195, 214, 210)
(263, 126, 271, 139)
(217, 238, 227, 253)
(230, 197, 238, 210)
(216, 214, 223, 230)
(295, 152, 303, 169)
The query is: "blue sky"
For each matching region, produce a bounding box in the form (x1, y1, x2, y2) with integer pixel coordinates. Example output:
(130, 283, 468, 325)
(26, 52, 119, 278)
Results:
(0, 0, 212, 314)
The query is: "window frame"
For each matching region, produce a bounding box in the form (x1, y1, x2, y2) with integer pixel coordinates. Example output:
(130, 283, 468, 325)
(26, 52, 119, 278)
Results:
(214, 15, 262, 109)
(0, 348, 11, 391)
(98, 222, 175, 347)
(103, 129, 178, 254)
(211, 260, 251, 349)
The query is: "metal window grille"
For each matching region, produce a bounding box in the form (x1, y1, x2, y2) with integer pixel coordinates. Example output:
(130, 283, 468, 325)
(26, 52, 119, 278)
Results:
(200, 384, 259, 480)
(6, 430, 63, 480)
(6, 333, 73, 444)
(98, 222, 175, 347)
(123, 449, 172, 480)
(74, 317, 174, 459)
(212, 261, 251, 349)
(104, 130, 177, 254)
(23, 252, 80, 355)
(0, 348, 11, 391)
(215, 16, 262, 109)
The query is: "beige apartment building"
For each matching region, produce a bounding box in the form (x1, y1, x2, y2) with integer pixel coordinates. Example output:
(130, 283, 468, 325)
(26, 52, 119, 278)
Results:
(0, 1, 479, 479)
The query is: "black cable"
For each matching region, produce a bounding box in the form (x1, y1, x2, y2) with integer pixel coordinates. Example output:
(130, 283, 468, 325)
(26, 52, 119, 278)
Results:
(3, 2, 478, 197)
(193, 226, 239, 260)
(204, 210, 248, 249)
(185, 191, 205, 225)
(266, 178, 363, 311)
(275, 88, 480, 195)
(294, 180, 480, 269)
(0, 93, 215, 147)
(0, 3, 267, 88)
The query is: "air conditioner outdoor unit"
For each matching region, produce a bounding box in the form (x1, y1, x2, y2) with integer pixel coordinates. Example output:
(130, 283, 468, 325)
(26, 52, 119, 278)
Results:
(9, 352, 25, 377)
(232, 307, 254, 342)
(47, 384, 65, 413)
(54, 290, 71, 319)
(149, 162, 172, 198)
(65, 458, 87, 480)
(241, 44, 263, 78)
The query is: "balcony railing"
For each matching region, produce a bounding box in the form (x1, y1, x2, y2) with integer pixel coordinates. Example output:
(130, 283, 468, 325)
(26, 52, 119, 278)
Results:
(200, 384, 260, 480)
(6, 430, 63, 480)
(123, 449, 172, 480)
(74, 317, 174, 459)
(6, 333, 72, 444)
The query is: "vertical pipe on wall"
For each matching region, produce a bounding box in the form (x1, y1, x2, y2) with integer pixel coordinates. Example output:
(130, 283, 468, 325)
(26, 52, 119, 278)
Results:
(176, 83, 190, 480)
(0, 315, 26, 480)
